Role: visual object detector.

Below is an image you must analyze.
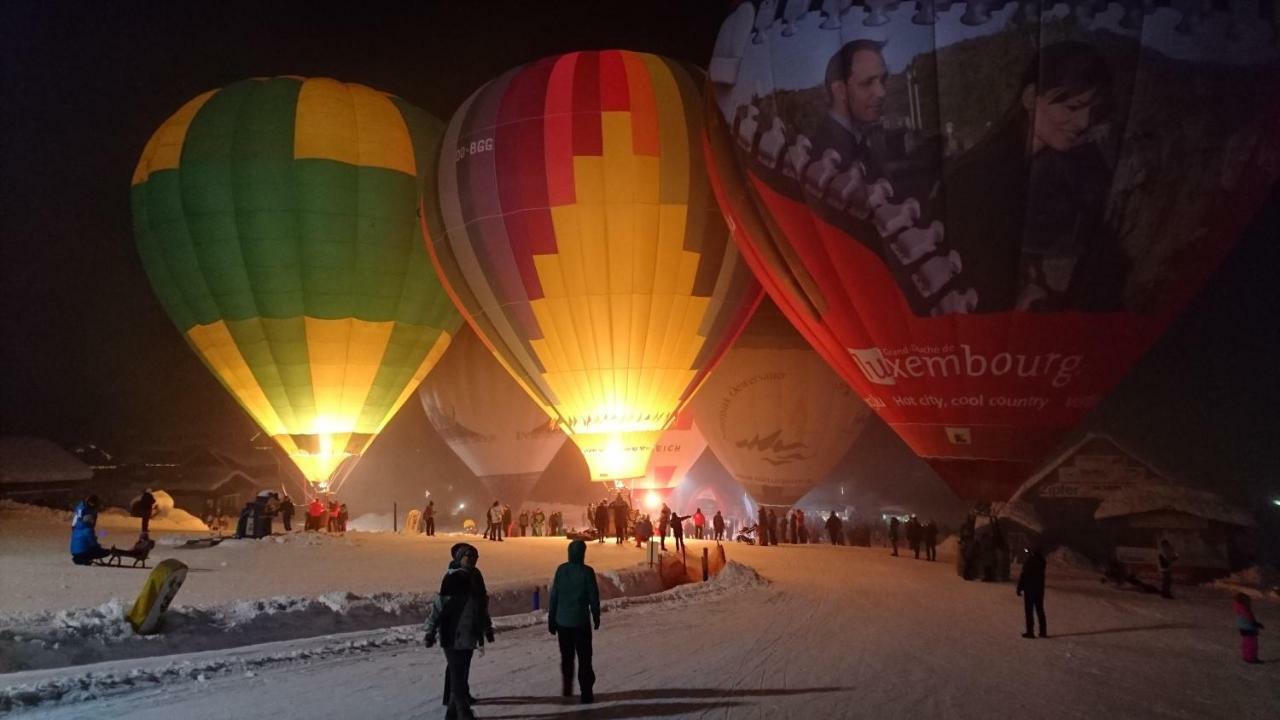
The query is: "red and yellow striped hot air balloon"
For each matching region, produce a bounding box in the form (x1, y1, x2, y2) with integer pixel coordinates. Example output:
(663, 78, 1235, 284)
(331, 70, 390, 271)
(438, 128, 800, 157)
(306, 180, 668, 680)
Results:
(425, 50, 761, 485)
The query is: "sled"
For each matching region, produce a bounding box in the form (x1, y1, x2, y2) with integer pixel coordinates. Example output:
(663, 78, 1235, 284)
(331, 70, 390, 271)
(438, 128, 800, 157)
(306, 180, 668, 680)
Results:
(179, 536, 226, 549)
(405, 509, 422, 534)
(127, 558, 189, 634)
(96, 535, 157, 568)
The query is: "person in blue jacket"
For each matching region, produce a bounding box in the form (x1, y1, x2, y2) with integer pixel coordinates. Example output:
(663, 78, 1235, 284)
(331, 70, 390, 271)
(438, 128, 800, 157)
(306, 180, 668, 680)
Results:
(71, 495, 110, 565)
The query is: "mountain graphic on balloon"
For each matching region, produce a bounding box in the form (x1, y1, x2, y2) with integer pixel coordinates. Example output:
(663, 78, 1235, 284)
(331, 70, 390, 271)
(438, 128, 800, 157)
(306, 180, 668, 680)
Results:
(735, 430, 811, 466)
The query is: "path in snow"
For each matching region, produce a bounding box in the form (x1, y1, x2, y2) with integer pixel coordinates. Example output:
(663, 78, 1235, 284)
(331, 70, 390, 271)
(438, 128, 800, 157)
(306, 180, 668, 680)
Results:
(11, 542, 1277, 720)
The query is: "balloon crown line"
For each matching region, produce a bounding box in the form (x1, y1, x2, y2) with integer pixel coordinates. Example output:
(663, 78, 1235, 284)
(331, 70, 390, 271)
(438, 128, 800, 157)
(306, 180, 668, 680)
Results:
(739, 0, 1275, 37)
(558, 411, 679, 431)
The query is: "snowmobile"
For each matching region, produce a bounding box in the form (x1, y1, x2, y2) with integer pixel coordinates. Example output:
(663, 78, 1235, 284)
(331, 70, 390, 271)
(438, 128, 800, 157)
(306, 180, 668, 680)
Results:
(735, 524, 759, 545)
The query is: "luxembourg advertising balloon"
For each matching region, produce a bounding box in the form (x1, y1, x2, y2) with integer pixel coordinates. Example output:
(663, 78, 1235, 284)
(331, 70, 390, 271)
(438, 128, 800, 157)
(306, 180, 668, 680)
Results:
(692, 300, 872, 508)
(704, 3, 1280, 499)
(132, 77, 462, 491)
(419, 325, 566, 508)
(427, 50, 761, 484)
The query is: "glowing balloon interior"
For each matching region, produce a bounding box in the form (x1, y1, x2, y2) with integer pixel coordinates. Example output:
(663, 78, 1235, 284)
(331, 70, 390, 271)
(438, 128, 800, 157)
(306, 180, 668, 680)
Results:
(133, 77, 462, 490)
(428, 50, 761, 482)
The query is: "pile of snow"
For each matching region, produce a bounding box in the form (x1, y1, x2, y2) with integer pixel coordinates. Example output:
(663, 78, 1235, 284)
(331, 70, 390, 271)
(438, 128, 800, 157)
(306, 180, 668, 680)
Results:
(1210, 566, 1280, 602)
(1, 499, 208, 533)
(347, 512, 394, 533)
(1047, 546, 1098, 573)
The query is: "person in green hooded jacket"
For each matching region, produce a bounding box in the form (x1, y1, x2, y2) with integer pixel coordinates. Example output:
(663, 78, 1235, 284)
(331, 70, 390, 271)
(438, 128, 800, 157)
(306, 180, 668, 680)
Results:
(549, 538, 601, 703)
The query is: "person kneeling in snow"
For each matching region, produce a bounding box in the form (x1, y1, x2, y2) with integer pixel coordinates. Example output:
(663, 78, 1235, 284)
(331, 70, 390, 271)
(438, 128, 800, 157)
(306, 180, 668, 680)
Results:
(70, 495, 111, 565)
(550, 539, 601, 703)
(424, 543, 493, 720)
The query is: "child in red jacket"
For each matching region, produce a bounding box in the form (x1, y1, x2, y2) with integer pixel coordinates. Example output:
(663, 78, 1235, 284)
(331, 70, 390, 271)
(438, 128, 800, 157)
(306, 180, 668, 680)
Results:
(1233, 593, 1264, 664)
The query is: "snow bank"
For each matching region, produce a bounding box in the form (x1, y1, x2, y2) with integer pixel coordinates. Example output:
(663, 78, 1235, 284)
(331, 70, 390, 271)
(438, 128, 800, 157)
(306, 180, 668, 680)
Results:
(1047, 546, 1099, 573)
(1209, 566, 1280, 602)
(1, 499, 207, 533)
(0, 560, 767, 713)
(347, 512, 394, 532)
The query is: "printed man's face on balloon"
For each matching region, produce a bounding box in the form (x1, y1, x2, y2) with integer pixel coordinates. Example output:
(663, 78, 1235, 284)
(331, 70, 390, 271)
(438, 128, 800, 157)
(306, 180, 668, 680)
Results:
(833, 48, 888, 125)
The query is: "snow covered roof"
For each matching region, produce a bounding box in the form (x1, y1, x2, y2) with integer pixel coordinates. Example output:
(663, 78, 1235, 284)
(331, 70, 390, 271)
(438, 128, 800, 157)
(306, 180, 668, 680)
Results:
(0, 437, 92, 484)
(1094, 486, 1255, 527)
(1007, 432, 1178, 505)
(996, 499, 1045, 533)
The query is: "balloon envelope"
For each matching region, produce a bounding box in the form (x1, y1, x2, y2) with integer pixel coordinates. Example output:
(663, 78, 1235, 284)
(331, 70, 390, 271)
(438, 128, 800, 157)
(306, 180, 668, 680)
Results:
(636, 410, 706, 492)
(419, 325, 566, 508)
(704, 3, 1279, 499)
(692, 300, 872, 508)
(428, 50, 761, 483)
(133, 77, 461, 490)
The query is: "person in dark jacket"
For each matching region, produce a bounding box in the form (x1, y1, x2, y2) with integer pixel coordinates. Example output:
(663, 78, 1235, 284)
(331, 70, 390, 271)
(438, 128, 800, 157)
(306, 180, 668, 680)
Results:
(634, 515, 653, 548)
(134, 489, 157, 534)
(712, 511, 725, 542)
(593, 502, 610, 543)
(549, 539, 601, 703)
(278, 494, 294, 532)
(825, 511, 843, 546)
(669, 511, 691, 554)
(923, 519, 938, 561)
(907, 516, 922, 559)
(757, 507, 769, 546)
(70, 495, 110, 565)
(424, 543, 494, 720)
(610, 496, 628, 545)
(767, 509, 780, 546)
(423, 500, 436, 536)
(501, 505, 512, 538)
(1017, 545, 1048, 638)
(889, 516, 900, 556)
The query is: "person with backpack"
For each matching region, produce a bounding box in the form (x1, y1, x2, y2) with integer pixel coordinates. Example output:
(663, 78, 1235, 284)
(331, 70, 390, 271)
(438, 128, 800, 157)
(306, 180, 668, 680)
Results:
(549, 539, 601, 704)
(423, 543, 494, 720)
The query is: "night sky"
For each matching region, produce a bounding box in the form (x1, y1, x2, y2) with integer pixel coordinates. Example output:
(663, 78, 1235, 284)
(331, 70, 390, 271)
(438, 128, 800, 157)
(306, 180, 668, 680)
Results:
(2, 2, 1276, 516)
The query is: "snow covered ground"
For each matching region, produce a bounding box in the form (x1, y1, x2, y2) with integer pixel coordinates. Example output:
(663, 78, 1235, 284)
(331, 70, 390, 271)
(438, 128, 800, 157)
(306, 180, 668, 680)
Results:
(2, 501, 1277, 719)
(0, 501, 654, 615)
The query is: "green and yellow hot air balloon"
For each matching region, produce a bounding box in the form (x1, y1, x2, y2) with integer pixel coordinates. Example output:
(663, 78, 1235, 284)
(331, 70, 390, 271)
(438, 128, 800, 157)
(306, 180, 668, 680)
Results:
(132, 77, 461, 491)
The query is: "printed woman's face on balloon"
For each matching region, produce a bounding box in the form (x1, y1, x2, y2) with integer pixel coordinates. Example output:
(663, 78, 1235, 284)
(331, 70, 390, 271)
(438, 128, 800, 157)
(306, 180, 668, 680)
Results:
(1025, 85, 1101, 153)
